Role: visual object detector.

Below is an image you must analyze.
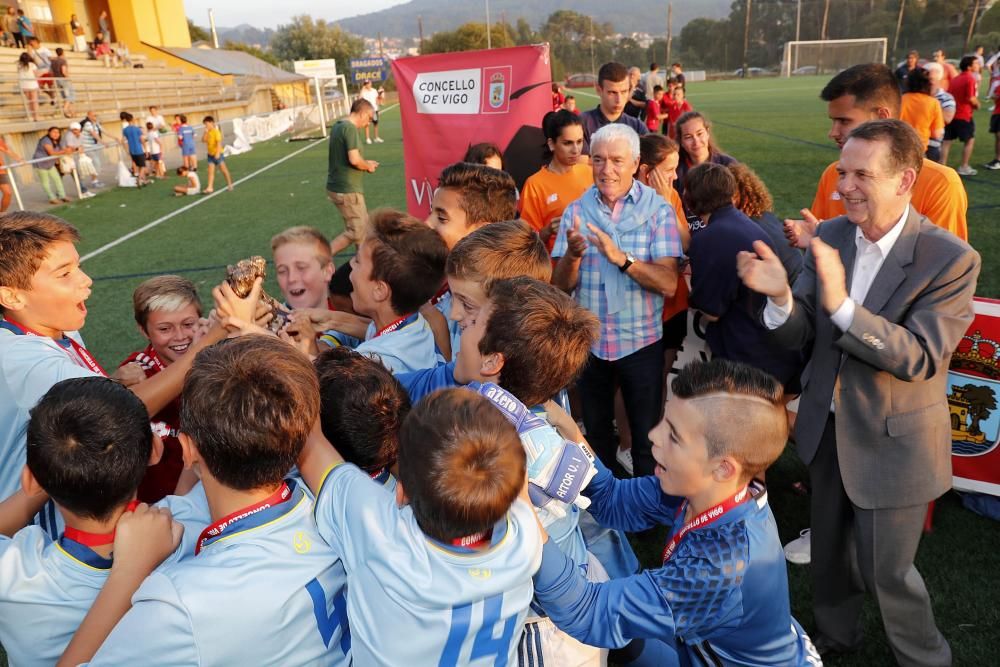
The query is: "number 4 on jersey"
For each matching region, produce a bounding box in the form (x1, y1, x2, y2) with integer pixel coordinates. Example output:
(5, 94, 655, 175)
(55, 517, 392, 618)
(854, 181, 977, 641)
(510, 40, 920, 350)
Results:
(306, 576, 351, 656)
(439, 593, 518, 666)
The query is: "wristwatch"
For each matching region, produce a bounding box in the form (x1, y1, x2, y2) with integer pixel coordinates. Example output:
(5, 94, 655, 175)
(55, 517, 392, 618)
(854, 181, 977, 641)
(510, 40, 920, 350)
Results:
(619, 252, 636, 273)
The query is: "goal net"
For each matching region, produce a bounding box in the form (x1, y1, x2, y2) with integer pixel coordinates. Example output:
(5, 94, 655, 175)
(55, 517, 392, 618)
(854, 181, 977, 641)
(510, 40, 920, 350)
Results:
(782, 38, 887, 77)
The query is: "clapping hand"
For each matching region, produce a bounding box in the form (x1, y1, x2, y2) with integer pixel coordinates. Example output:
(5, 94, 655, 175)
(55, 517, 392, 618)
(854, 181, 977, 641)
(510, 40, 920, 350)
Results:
(565, 215, 589, 258)
(737, 240, 791, 304)
(810, 237, 848, 315)
(586, 223, 625, 266)
(783, 208, 820, 249)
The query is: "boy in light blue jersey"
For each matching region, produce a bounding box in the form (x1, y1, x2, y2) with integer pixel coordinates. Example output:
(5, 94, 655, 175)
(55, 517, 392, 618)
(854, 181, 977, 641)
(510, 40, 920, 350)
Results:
(297, 387, 542, 666)
(532, 360, 823, 666)
(0, 377, 209, 667)
(423, 162, 520, 359)
(318, 209, 448, 373)
(397, 276, 645, 665)
(315, 346, 411, 492)
(87, 336, 350, 666)
(0, 212, 229, 540)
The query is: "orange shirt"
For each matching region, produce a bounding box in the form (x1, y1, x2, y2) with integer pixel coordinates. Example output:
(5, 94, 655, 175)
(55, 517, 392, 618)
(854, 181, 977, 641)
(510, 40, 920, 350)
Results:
(810, 158, 968, 241)
(899, 93, 944, 150)
(663, 187, 689, 320)
(520, 163, 593, 252)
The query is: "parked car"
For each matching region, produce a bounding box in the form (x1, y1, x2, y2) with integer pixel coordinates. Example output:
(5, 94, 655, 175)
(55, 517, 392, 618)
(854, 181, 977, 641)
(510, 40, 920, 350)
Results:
(733, 67, 767, 77)
(564, 73, 597, 88)
(791, 65, 817, 75)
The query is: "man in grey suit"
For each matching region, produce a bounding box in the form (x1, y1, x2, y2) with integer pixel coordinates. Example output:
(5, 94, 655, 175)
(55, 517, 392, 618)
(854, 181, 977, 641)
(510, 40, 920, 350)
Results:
(738, 119, 979, 666)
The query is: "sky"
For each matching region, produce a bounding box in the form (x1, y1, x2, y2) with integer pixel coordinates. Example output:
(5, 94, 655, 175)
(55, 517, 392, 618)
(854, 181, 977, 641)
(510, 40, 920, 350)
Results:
(184, 0, 408, 30)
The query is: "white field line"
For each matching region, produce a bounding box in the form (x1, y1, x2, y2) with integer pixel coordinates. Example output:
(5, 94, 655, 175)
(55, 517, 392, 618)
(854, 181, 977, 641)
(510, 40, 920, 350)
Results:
(81, 103, 399, 263)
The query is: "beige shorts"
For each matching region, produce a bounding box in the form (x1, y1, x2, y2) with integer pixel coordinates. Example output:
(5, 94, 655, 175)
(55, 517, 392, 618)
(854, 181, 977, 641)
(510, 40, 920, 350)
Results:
(327, 191, 368, 241)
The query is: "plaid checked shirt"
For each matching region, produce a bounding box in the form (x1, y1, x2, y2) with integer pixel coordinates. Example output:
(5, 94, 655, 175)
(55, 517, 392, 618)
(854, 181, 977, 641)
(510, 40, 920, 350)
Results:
(553, 181, 683, 361)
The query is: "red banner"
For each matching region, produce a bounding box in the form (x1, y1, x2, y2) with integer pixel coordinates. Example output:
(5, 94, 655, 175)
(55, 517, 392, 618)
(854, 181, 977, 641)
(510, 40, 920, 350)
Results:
(948, 297, 1000, 496)
(391, 45, 552, 218)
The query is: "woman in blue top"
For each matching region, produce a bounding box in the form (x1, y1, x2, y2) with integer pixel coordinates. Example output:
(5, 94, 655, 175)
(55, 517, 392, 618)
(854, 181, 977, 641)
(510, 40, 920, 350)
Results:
(33, 127, 72, 204)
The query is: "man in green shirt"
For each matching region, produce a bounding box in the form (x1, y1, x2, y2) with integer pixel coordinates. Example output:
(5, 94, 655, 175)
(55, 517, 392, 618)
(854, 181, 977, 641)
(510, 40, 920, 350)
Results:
(328, 98, 379, 255)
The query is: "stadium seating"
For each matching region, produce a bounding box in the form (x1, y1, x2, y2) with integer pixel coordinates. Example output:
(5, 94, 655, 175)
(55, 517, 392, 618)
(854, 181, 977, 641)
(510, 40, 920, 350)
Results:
(0, 44, 258, 133)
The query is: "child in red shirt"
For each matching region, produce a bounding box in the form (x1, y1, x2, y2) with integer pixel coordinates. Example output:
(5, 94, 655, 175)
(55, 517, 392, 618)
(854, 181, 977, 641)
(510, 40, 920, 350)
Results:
(645, 85, 668, 132)
(665, 86, 693, 139)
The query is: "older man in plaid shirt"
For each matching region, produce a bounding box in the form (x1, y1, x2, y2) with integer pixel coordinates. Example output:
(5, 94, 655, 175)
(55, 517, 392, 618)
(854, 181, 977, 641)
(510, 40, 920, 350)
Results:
(553, 123, 683, 478)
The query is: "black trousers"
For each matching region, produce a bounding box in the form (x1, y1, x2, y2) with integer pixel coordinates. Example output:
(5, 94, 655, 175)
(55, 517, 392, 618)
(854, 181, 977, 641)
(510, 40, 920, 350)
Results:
(576, 340, 664, 477)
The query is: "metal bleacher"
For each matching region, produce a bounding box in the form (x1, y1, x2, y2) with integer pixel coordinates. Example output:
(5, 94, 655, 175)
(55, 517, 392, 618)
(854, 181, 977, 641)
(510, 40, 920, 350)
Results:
(0, 44, 256, 133)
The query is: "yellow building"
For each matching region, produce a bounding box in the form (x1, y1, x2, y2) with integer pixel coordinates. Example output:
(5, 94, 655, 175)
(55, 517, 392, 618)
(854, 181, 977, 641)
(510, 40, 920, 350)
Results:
(17, 0, 189, 49)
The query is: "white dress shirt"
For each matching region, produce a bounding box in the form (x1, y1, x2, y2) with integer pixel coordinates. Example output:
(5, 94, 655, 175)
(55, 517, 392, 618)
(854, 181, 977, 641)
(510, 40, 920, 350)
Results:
(763, 206, 909, 411)
(763, 205, 909, 330)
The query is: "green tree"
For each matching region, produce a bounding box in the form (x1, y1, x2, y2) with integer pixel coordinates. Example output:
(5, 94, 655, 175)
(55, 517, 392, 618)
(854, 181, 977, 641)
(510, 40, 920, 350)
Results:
(222, 40, 280, 66)
(541, 10, 613, 75)
(271, 15, 364, 77)
(188, 19, 211, 44)
(422, 22, 513, 54)
(514, 17, 539, 46)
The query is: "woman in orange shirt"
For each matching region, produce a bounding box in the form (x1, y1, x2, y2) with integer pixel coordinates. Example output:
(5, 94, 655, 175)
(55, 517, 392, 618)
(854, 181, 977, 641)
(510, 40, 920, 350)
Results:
(520, 110, 592, 252)
(635, 133, 690, 386)
(900, 68, 945, 162)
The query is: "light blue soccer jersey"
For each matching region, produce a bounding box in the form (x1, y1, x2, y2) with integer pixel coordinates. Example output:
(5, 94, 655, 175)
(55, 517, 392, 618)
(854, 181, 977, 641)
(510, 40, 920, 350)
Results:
(355, 312, 445, 373)
(0, 329, 102, 538)
(314, 463, 542, 667)
(0, 488, 209, 667)
(89, 480, 350, 667)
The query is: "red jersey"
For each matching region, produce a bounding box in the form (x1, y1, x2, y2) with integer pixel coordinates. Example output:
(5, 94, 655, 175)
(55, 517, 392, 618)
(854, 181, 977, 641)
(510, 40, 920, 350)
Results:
(119, 345, 184, 503)
(948, 71, 977, 122)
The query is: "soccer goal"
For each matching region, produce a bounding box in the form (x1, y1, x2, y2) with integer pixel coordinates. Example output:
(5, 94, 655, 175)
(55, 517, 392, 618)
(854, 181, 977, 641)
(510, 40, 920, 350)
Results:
(782, 38, 887, 77)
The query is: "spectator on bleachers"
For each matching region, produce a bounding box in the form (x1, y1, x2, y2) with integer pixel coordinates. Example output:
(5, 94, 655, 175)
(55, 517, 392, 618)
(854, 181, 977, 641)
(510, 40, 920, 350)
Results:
(3, 7, 18, 48)
(49, 47, 75, 118)
(14, 9, 31, 48)
(26, 38, 56, 107)
(16, 52, 39, 121)
(33, 127, 73, 204)
(70, 14, 87, 52)
(99, 10, 112, 43)
(93, 31, 112, 67)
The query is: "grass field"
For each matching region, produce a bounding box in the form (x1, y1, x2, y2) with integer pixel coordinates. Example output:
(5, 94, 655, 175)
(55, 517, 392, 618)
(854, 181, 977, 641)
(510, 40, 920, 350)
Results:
(11, 76, 1000, 665)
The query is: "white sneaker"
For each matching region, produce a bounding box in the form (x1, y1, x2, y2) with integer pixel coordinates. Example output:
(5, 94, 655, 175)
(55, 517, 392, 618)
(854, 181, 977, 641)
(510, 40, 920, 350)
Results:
(957, 165, 978, 176)
(81, 191, 96, 199)
(783, 528, 811, 564)
(366, 138, 372, 144)
(374, 137, 384, 143)
(615, 447, 634, 476)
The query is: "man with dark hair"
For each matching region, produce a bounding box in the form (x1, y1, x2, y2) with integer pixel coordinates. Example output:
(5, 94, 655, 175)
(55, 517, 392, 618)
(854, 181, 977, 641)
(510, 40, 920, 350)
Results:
(327, 98, 379, 256)
(785, 63, 968, 248)
(895, 50, 919, 91)
(580, 61, 648, 146)
(740, 119, 979, 665)
(943, 55, 981, 175)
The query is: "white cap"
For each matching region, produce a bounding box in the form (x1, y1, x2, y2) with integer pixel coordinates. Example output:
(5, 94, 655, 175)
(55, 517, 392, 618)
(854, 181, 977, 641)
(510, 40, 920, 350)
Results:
(69, 122, 82, 130)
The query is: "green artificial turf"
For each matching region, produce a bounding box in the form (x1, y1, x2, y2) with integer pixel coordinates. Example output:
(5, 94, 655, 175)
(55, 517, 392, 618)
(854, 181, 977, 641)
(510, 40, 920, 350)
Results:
(4, 77, 998, 666)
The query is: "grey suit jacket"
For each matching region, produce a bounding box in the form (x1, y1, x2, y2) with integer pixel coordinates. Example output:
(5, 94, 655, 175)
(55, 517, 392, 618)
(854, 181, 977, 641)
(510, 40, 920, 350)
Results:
(771, 208, 980, 509)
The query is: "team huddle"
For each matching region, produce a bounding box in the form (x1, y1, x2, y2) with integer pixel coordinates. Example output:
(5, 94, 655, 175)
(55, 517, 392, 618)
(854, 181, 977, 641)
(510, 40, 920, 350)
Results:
(0, 58, 981, 667)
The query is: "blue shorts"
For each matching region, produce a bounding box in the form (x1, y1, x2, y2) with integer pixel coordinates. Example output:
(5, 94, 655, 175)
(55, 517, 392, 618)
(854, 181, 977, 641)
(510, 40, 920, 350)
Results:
(207, 154, 224, 165)
(148, 153, 161, 162)
(181, 145, 196, 156)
